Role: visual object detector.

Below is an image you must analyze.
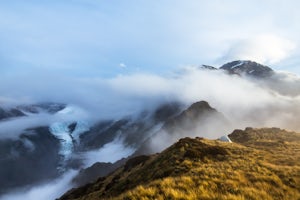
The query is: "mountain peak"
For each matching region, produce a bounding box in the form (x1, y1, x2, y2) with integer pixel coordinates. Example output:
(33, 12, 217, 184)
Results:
(187, 100, 213, 111)
(183, 101, 216, 119)
(161, 100, 226, 135)
(220, 60, 274, 78)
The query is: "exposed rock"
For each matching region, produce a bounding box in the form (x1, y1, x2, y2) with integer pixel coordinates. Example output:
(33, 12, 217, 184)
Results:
(220, 60, 274, 78)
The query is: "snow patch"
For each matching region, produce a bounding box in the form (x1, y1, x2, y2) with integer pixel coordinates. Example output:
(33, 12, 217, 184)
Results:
(230, 61, 245, 69)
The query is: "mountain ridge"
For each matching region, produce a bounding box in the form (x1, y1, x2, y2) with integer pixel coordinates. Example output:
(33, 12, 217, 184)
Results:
(71, 100, 227, 187)
(1, 60, 299, 197)
(59, 127, 300, 200)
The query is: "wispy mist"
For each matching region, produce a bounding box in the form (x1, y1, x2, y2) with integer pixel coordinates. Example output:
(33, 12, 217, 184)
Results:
(2, 60, 300, 200)
(0, 170, 77, 200)
(2, 66, 300, 135)
(1, 1, 300, 199)
(82, 137, 135, 167)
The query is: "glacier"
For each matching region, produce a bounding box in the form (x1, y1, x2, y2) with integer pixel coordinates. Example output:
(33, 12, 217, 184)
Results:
(49, 122, 74, 161)
(49, 106, 90, 170)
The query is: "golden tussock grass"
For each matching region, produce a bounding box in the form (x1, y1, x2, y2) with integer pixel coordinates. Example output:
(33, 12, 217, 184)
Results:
(60, 128, 300, 200)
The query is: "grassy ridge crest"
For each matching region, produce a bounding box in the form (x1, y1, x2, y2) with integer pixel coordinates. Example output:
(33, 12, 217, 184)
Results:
(59, 128, 300, 200)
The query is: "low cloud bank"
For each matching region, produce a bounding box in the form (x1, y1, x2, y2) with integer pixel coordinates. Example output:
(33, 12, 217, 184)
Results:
(1, 64, 300, 199)
(0, 170, 77, 200)
(2, 65, 300, 138)
(82, 137, 135, 167)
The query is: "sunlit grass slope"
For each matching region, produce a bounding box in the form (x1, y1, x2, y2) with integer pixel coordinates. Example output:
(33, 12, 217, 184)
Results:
(59, 128, 300, 200)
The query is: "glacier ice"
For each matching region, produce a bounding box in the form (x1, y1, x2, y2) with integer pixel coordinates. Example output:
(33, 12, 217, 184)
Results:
(49, 122, 74, 161)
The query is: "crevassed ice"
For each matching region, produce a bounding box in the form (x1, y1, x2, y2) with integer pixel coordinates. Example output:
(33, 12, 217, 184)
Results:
(49, 105, 90, 171)
(49, 121, 90, 164)
(49, 122, 74, 161)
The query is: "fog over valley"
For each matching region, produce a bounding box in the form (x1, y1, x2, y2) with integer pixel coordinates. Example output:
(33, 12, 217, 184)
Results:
(1, 61, 300, 199)
(1, 0, 300, 199)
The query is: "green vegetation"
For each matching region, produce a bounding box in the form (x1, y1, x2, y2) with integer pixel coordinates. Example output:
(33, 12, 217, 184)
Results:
(60, 128, 300, 200)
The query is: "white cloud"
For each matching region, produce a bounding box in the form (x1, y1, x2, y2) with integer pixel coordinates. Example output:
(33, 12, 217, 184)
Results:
(82, 137, 135, 167)
(2, 65, 300, 199)
(0, 170, 77, 200)
(223, 34, 296, 64)
(1, 1, 300, 74)
(2, 67, 300, 134)
(119, 63, 127, 68)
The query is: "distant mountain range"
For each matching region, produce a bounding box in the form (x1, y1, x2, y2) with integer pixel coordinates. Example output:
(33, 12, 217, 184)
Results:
(0, 103, 66, 121)
(199, 60, 274, 78)
(1, 60, 300, 198)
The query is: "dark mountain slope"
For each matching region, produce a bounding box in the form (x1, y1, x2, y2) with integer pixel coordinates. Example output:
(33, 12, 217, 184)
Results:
(0, 107, 25, 121)
(70, 101, 228, 187)
(135, 101, 230, 155)
(17, 102, 66, 114)
(0, 127, 61, 195)
(72, 158, 127, 187)
(162, 101, 227, 133)
(0, 102, 66, 121)
(59, 128, 300, 200)
(79, 102, 183, 151)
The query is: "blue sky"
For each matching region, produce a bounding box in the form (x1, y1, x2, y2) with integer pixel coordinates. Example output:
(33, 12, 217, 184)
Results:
(0, 0, 300, 77)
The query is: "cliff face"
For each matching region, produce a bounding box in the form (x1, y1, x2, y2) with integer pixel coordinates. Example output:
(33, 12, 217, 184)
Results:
(59, 128, 300, 200)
